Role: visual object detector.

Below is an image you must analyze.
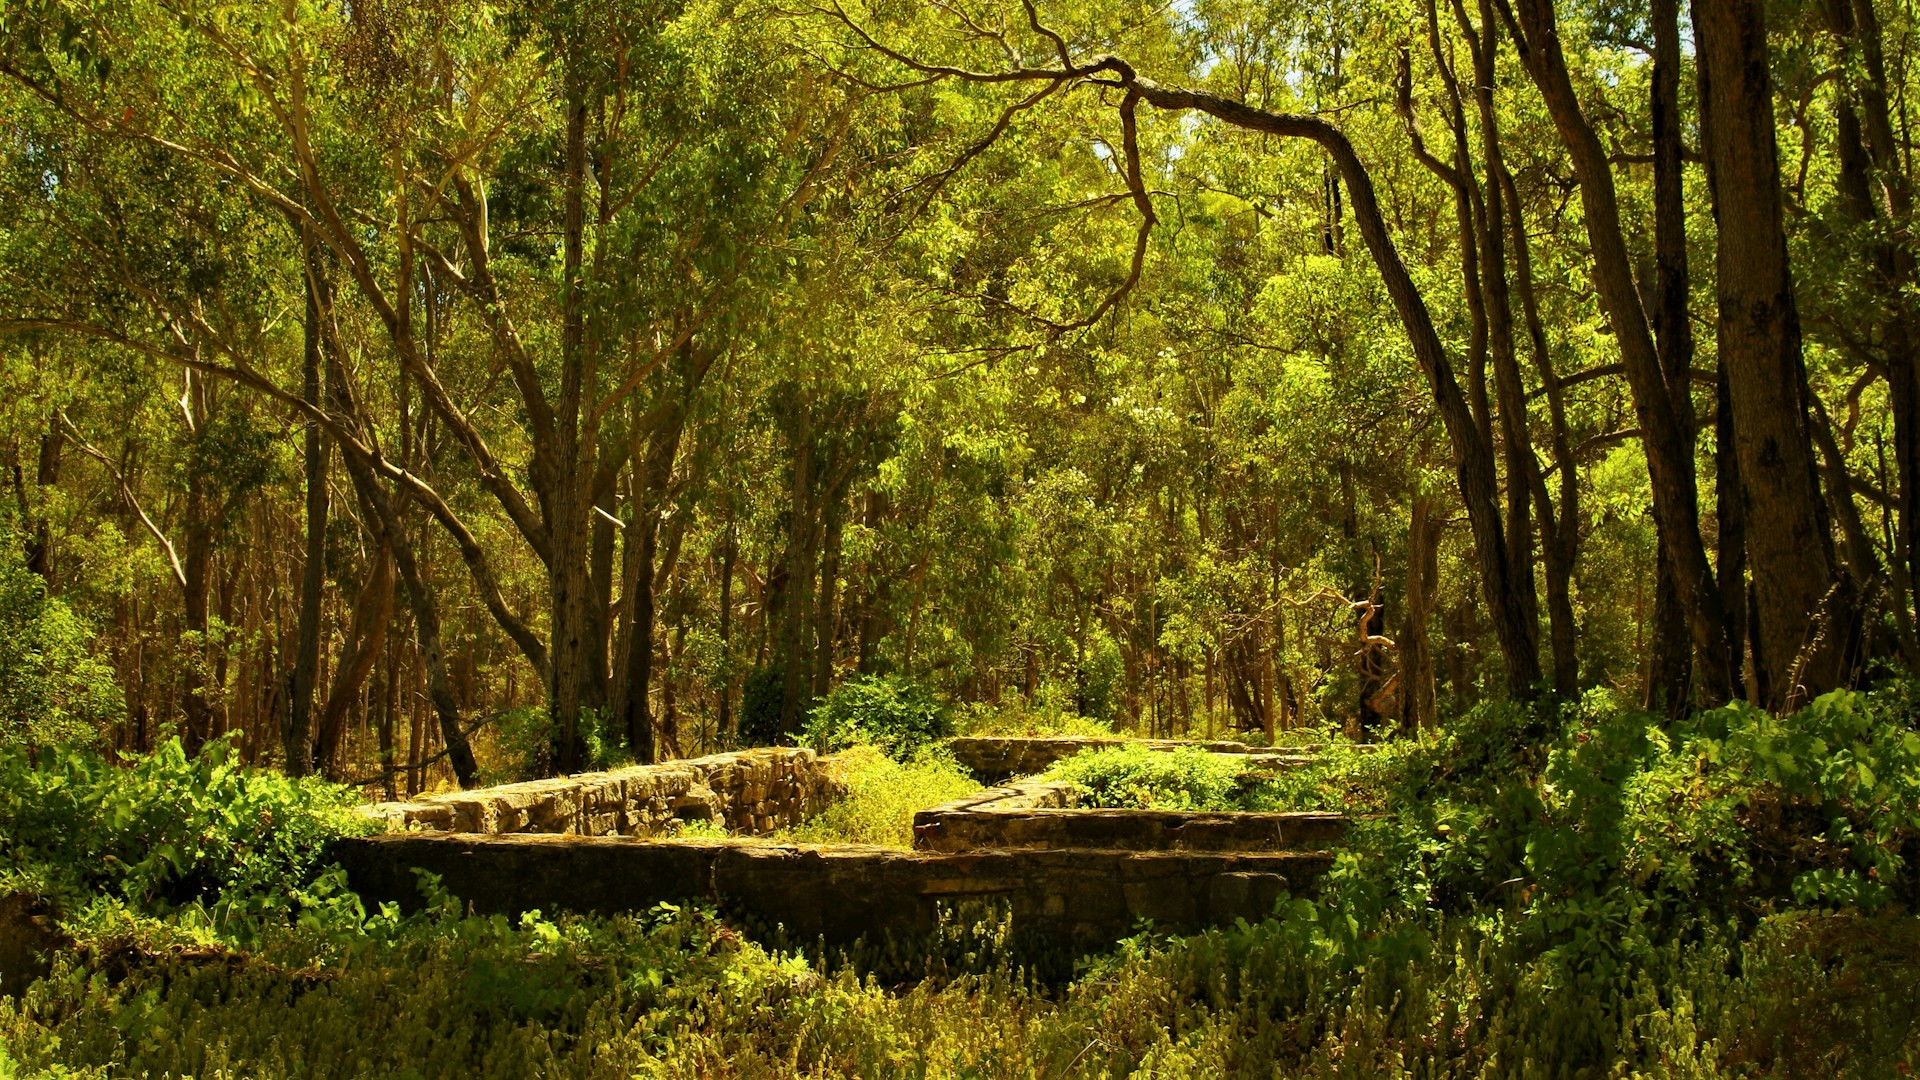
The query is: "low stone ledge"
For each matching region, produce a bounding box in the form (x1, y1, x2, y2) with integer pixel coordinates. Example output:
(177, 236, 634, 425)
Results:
(330, 833, 1333, 951)
(358, 747, 840, 839)
(915, 806, 1350, 853)
(945, 736, 1323, 783)
(913, 777, 1349, 853)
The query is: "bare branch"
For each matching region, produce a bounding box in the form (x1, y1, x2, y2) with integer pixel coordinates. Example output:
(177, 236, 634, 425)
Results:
(60, 414, 186, 591)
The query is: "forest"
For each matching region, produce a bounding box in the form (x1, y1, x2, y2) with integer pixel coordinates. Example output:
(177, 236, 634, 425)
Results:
(4, 0, 1920, 1074)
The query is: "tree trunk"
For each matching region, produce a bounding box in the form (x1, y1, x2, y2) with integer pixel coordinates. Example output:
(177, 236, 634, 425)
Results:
(1644, 0, 1696, 715)
(342, 456, 477, 787)
(1505, 0, 1737, 702)
(717, 517, 736, 741)
(314, 544, 393, 778)
(814, 484, 846, 699)
(286, 237, 329, 776)
(1694, 0, 1857, 707)
(181, 464, 214, 753)
(547, 92, 594, 774)
(1715, 360, 1755, 699)
(1400, 495, 1443, 732)
(1116, 74, 1541, 696)
(19, 415, 61, 583)
(780, 397, 817, 733)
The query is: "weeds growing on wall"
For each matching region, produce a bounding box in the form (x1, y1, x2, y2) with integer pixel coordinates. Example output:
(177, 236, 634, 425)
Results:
(1049, 744, 1260, 810)
(776, 744, 980, 847)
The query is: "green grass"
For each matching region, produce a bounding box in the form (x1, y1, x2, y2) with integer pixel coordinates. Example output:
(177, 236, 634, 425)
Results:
(774, 744, 981, 848)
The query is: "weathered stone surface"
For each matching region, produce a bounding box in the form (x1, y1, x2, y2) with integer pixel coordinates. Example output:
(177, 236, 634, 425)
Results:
(331, 833, 1333, 951)
(355, 747, 842, 839)
(916, 806, 1349, 853)
(946, 736, 1324, 783)
(913, 778, 1349, 853)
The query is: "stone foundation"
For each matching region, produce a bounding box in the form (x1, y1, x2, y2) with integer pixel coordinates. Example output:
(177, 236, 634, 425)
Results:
(946, 736, 1320, 783)
(912, 778, 1349, 853)
(358, 747, 840, 838)
(332, 833, 1333, 952)
(340, 741, 1356, 951)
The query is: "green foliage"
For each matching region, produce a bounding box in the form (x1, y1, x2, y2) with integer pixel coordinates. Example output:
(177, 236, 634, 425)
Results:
(477, 707, 633, 785)
(5, 877, 1920, 1077)
(736, 665, 786, 748)
(1, 897, 811, 1080)
(8, 693, 1920, 1075)
(953, 700, 1115, 738)
(1049, 745, 1254, 810)
(0, 736, 367, 920)
(0, 533, 120, 752)
(779, 744, 980, 848)
(800, 675, 951, 760)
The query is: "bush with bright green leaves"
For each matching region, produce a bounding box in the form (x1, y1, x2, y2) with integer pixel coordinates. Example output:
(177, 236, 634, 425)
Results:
(952, 700, 1115, 738)
(1049, 745, 1256, 811)
(799, 674, 951, 759)
(778, 744, 980, 847)
(0, 736, 369, 921)
(0, 531, 121, 751)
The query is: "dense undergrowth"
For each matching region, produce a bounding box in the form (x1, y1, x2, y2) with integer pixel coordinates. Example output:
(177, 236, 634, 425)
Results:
(775, 744, 981, 847)
(6, 689, 1920, 1076)
(1050, 744, 1274, 810)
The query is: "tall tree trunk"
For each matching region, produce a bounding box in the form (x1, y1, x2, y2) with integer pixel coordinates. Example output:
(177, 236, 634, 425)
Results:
(314, 544, 393, 778)
(180, 454, 214, 751)
(717, 516, 736, 740)
(286, 237, 329, 776)
(378, 620, 399, 802)
(1458, 0, 1546, 682)
(1715, 360, 1754, 699)
(1400, 495, 1444, 732)
(320, 286, 477, 785)
(1825, 0, 1920, 661)
(1694, 0, 1857, 707)
(339, 455, 477, 787)
(1127, 78, 1543, 695)
(1644, 0, 1697, 715)
(616, 468, 659, 764)
(1504, 0, 1737, 702)
(547, 92, 594, 774)
(780, 398, 817, 732)
(855, 489, 891, 674)
(814, 486, 846, 699)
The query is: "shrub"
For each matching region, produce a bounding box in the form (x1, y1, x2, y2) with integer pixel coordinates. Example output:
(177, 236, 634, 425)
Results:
(800, 675, 950, 759)
(475, 706, 633, 784)
(0, 736, 368, 920)
(1049, 745, 1252, 811)
(0, 536, 121, 752)
(953, 701, 1114, 738)
(736, 664, 786, 747)
(779, 744, 979, 847)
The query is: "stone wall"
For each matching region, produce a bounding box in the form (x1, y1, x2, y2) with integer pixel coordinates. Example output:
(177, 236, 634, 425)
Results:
(946, 736, 1320, 783)
(912, 778, 1349, 853)
(358, 748, 840, 838)
(332, 833, 1334, 952)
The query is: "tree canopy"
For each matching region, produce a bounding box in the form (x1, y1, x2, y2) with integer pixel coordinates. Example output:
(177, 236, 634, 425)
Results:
(0, 0, 1912, 786)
